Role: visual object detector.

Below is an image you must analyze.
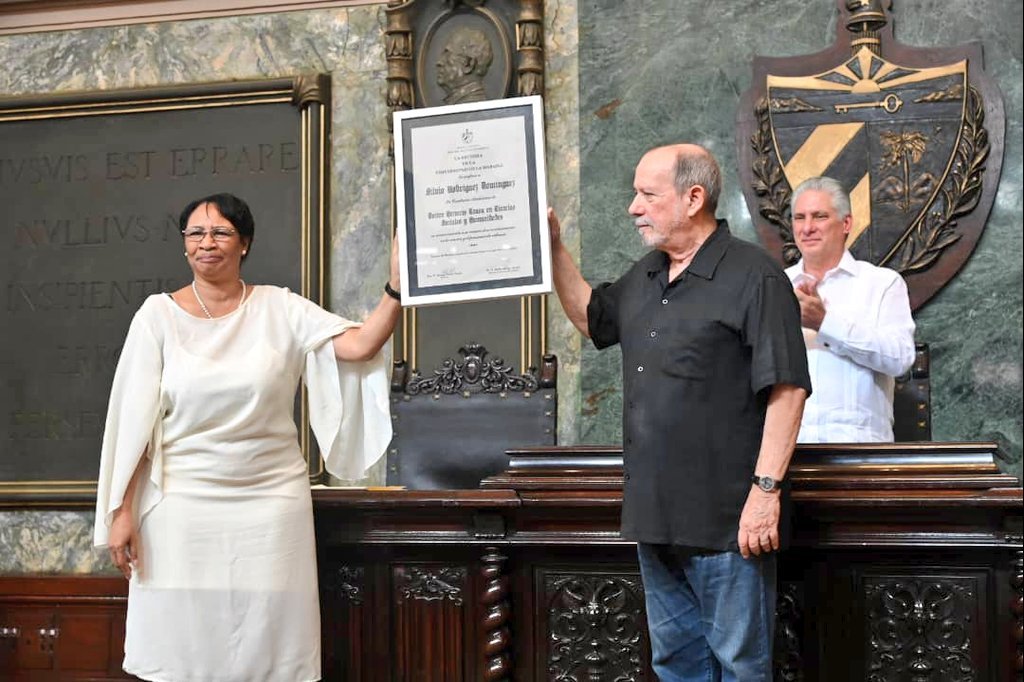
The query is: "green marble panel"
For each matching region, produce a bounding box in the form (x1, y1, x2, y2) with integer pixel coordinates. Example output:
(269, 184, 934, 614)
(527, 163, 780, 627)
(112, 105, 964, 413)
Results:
(0, 511, 115, 574)
(578, 0, 1022, 478)
(893, 0, 1023, 476)
(543, 0, 583, 445)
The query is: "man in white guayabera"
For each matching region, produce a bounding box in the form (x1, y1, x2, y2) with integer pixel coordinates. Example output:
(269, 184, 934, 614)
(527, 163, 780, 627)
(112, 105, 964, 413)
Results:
(786, 176, 916, 443)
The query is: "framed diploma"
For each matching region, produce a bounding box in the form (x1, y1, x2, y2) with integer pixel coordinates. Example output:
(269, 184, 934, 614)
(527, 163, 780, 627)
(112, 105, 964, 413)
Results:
(393, 95, 550, 306)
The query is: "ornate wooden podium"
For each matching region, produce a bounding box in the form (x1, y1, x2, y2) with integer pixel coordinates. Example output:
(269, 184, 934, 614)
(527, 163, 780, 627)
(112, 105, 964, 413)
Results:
(313, 442, 1022, 681)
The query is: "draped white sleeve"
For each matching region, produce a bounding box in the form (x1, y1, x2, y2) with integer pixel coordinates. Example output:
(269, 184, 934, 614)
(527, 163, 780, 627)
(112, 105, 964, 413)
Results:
(94, 298, 166, 548)
(303, 332, 392, 481)
(286, 288, 392, 480)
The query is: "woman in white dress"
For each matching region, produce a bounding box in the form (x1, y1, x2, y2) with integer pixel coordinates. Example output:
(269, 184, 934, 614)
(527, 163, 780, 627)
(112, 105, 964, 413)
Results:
(93, 193, 402, 682)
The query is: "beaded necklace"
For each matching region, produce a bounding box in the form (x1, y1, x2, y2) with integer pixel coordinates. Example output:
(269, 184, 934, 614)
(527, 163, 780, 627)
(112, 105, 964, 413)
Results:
(191, 279, 246, 319)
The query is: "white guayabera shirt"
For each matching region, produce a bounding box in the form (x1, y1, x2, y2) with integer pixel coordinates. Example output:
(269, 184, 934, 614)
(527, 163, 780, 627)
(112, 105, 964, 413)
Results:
(786, 251, 916, 443)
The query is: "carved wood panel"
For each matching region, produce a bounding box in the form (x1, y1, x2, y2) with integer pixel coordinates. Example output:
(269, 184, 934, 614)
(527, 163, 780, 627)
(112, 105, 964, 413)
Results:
(538, 568, 649, 682)
(392, 563, 470, 681)
(774, 581, 805, 682)
(321, 565, 370, 682)
(863, 572, 987, 681)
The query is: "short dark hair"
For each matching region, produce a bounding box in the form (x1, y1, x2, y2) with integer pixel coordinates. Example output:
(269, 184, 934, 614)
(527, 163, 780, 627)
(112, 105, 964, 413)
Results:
(179, 193, 255, 259)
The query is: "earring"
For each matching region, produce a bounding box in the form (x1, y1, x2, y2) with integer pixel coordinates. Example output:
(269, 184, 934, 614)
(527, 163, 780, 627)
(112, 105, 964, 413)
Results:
(184, 252, 188, 257)
(242, 250, 247, 255)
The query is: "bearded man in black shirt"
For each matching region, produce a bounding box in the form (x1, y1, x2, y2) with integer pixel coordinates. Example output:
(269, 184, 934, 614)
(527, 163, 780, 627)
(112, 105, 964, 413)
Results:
(548, 144, 810, 680)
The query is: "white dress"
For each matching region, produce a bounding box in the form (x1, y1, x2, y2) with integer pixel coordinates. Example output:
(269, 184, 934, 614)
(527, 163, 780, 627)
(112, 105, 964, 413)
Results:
(93, 286, 392, 682)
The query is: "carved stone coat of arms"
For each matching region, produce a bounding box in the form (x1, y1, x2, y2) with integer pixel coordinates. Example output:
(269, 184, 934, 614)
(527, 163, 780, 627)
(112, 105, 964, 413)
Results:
(736, 0, 1005, 309)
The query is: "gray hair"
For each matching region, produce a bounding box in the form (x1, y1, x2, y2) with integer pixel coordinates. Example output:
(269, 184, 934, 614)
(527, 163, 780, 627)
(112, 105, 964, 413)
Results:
(791, 176, 851, 219)
(674, 149, 721, 212)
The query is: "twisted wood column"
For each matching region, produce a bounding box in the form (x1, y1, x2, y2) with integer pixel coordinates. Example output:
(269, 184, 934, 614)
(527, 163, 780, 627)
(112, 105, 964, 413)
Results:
(481, 547, 511, 681)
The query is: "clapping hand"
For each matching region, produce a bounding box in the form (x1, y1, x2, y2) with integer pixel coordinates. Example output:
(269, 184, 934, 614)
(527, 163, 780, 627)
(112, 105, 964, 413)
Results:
(794, 280, 826, 331)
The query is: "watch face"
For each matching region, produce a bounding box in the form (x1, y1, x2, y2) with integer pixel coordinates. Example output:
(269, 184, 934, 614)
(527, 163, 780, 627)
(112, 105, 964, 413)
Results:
(757, 476, 776, 491)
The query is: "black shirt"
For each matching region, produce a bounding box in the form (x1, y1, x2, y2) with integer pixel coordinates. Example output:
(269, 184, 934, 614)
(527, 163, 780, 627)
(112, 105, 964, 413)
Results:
(588, 220, 811, 551)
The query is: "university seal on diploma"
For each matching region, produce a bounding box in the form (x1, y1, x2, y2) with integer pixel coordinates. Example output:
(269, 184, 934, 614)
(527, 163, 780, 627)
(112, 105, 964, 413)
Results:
(393, 95, 550, 306)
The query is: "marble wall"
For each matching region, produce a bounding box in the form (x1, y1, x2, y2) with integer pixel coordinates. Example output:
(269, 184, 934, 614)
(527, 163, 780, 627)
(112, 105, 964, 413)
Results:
(576, 0, 1023, 479)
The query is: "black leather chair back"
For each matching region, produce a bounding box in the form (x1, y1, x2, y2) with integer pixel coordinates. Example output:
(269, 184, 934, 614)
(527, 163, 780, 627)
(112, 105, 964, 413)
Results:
(386, 343, 557, 490)
(893, 343, 931, 441)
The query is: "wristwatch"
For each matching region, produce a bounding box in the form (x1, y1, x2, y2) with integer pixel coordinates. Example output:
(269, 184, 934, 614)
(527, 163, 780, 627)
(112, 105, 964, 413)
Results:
(752, 474, 781, 492)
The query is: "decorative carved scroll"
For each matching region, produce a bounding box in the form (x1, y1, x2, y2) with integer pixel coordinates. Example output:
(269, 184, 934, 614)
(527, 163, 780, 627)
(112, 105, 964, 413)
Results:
(405, 343, 539, 396)
(545, 572, 646, 681)
(864, 577, 978, 680)
(397, 565, 467, 604)
(329, 565, 365, 605)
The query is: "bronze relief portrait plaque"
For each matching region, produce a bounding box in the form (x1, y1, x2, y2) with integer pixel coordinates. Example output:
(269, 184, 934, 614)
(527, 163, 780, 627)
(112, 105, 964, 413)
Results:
(384, 0, 544, 120)
(416, 6, 514, 108)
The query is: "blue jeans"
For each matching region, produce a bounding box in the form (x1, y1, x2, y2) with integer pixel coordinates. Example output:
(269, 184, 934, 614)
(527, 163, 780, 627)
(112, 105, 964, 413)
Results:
(637, 543, 776, 682)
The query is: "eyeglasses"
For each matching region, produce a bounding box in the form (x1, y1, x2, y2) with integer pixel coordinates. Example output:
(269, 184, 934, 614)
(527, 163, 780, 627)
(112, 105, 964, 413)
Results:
(182, 227, 238, 242)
